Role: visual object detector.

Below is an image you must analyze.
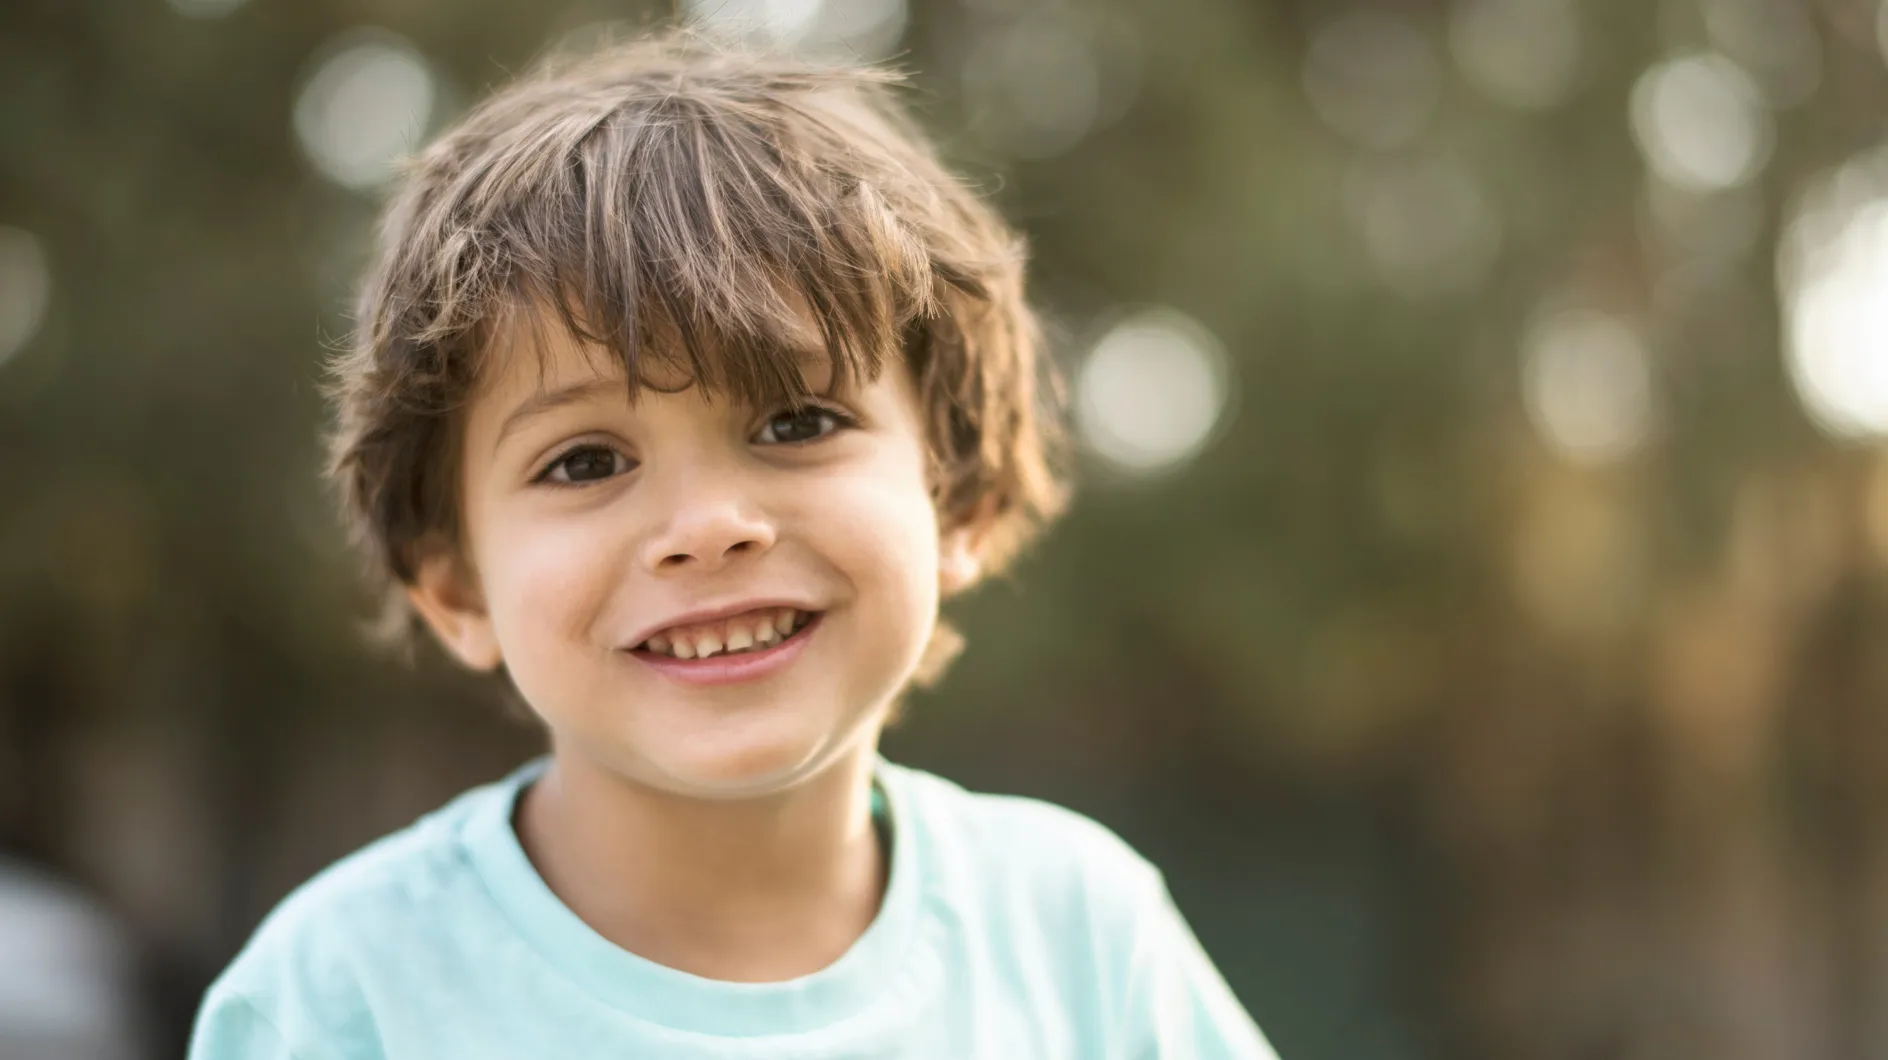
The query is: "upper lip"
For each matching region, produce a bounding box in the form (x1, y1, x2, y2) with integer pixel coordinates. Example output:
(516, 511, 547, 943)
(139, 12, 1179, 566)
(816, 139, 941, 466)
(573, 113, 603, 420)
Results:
(622, 598, 823, 650)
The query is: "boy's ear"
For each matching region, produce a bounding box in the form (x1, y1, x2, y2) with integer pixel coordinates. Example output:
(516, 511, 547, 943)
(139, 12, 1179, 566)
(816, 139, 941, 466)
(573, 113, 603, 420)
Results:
(939, 527, 983, 596)
(939, 495, 1001, 596)
(405, 544, 503, 671)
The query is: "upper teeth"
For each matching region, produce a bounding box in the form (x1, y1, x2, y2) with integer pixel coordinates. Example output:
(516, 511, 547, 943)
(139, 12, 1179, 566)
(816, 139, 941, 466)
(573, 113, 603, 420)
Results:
(641, 608, 808, 659)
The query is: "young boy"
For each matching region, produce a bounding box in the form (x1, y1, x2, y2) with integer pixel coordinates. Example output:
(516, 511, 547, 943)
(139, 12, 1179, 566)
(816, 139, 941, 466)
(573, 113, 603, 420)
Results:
(189, 31, 1276, 1059)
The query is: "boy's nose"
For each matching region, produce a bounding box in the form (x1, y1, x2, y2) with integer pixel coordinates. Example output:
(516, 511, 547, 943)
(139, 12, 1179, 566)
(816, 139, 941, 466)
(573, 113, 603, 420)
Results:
(640, 500, 777, 573)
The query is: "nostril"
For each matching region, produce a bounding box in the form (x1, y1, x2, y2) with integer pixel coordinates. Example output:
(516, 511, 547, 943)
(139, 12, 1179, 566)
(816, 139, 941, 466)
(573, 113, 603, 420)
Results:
(650, 533, 766, 570)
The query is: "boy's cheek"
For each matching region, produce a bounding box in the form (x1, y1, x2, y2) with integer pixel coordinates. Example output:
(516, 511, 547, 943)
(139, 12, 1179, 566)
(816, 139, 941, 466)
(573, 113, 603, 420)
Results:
(485, 516, 626, 646)
(788, 464, 937, 555)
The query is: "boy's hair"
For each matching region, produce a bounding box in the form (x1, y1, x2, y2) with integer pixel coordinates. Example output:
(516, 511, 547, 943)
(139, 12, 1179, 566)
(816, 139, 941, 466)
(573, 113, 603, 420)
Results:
(325, 30, 1068, 680)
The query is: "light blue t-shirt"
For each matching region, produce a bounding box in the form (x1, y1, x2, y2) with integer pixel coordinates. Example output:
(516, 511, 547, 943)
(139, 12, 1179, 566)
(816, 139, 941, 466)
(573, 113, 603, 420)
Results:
(189, 758, 1277, 1059)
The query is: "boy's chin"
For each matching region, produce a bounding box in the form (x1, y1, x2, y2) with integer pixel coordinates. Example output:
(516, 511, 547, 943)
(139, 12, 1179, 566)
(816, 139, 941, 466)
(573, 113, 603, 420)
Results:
(625, 732, 866, 801)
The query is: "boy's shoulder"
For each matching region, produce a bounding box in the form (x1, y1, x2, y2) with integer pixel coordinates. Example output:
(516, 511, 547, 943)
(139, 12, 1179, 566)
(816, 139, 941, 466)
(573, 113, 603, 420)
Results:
(201, 773, 514, 1018)
(890, 762, 1152, 866)
(882, 761, 1168, 933)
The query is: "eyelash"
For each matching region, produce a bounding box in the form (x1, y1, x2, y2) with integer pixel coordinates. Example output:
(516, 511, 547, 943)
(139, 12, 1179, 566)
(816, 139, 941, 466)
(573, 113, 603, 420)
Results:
(529, 403, 859, 487)
(532, 443, 629, 487)
(753, 402, 858, 445)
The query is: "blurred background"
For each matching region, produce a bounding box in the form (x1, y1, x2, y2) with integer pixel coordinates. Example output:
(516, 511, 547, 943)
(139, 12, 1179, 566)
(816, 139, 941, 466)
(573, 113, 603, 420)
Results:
(5, 0, 1888, 1056)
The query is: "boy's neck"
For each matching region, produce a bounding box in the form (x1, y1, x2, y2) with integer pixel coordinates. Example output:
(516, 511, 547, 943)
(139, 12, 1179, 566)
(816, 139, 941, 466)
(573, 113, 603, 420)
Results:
(513, 742, 890, 983)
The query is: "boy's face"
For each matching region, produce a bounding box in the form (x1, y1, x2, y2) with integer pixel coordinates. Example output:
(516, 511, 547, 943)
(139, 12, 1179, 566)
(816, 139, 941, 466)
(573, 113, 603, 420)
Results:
(408, 313, 978, 798)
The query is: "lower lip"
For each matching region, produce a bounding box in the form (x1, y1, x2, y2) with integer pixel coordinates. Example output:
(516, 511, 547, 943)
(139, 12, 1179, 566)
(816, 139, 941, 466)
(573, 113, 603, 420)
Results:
(628, 614, 822, 687)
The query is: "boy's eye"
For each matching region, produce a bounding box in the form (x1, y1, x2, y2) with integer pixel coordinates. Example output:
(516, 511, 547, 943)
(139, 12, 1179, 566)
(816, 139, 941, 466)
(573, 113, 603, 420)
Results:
(753, 406, 845, 445)
(538, 445, 631, 485)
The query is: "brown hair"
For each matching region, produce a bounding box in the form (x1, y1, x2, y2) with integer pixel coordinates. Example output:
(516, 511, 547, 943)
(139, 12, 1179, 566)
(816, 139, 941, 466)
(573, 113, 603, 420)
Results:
(326, 29, 1068, 680)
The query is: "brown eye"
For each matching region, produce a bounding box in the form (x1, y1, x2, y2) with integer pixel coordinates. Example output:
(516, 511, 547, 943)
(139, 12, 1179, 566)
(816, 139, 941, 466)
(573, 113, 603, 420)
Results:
(541, 445, 628, 484)
(754, 407, 842, 445)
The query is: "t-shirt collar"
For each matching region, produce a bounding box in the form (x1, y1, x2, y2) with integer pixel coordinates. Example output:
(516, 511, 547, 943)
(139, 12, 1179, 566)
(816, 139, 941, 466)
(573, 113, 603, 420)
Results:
(459, 755, 929, 1038)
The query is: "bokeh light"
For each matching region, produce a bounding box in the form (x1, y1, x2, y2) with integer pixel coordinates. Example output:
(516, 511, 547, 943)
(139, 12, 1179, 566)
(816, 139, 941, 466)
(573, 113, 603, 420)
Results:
(166, 0, 248, 16)
(1780, 149, 1888, 440)
(806, 0, 908, 59)
(1345, 153, 1501, 299)
(1521, 308, 1656, 465)
(1628, 53, 1773, 193)
(1075, 307, 1232, 474)
(292, 32, 437, 192)
(684, 0, 823, 44)
(1303, 11, 1440, 151)
(682, 0, 906, 60)
(1448, 0, 1583, 111)
(0, 226, 51, 369)
(961, 13, 1104, 159)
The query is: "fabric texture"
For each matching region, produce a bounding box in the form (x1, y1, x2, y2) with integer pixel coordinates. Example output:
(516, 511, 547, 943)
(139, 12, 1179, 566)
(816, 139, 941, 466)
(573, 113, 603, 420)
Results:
(189, 758, 1278, 1059)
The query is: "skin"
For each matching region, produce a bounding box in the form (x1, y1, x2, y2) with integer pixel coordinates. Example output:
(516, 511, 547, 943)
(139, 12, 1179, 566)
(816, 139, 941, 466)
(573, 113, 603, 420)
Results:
(405, 311, 983, 981)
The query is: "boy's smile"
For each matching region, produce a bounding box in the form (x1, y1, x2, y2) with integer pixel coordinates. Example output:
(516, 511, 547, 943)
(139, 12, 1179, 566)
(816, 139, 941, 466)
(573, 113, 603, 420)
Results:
(629, 604, 822, 685)
(405, 309, 977, 799)
(629, 602, 813, 657)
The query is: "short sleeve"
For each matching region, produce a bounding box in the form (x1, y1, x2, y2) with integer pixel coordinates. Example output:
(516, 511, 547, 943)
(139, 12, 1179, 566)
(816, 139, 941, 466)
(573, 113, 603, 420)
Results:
(188, 979, 394, 1060)
(188, 992, 305, 1060)
(1116, 870, 1280, 1060)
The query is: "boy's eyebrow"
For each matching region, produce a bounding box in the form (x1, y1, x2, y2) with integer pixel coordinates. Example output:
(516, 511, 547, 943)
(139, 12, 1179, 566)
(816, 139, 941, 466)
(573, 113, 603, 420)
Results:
(494, 378, 624, 446)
